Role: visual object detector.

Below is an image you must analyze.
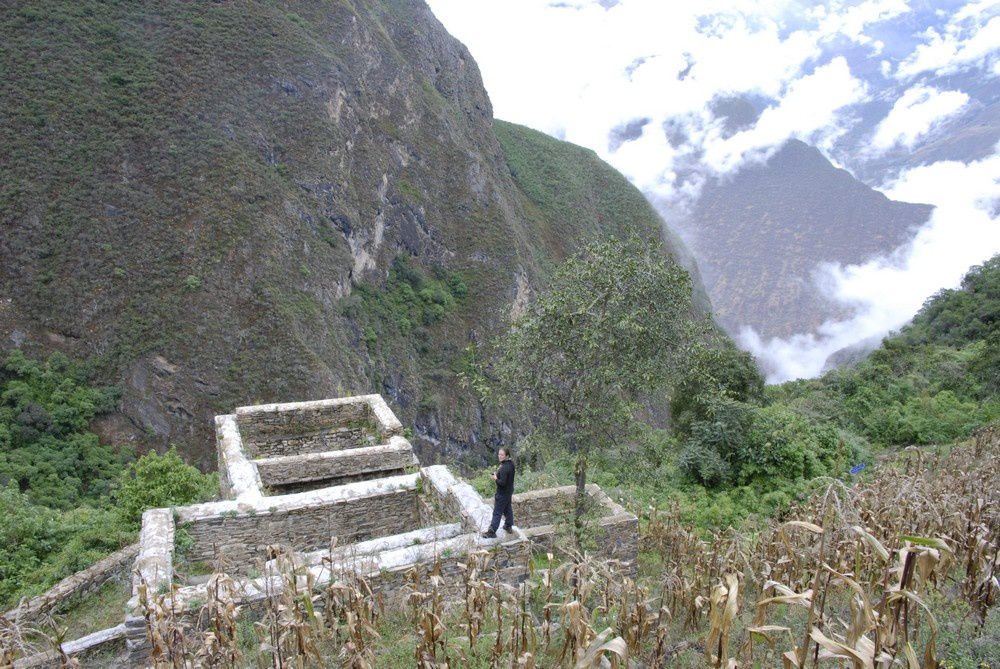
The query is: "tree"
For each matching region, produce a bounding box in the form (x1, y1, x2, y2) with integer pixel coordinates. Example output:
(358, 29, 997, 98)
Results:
(483, 236, 699, 551)
(669, 340, 764, 436)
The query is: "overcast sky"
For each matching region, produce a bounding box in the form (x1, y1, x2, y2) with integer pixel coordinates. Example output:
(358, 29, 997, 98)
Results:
(426, 0, 1000, 381)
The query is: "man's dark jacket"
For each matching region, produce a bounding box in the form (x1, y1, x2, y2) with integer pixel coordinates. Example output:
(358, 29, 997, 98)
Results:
(495, 459, 515, 497)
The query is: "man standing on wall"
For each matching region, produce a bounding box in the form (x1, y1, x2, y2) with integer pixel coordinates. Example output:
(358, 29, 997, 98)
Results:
(483, 447, 515, 538)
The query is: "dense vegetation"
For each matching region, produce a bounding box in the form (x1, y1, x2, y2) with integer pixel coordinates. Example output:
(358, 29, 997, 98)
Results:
(344, 256, 468, 357)
(0, 352, 216, 609)
(0, 351, 121, 509)
(477, 254, 1000, 532)
(771, 255, 1000, 446)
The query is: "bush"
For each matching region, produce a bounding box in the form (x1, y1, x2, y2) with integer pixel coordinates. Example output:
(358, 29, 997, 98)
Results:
(0, 485, 130, 608)
(971, 331, 1000, 399)
(679, 399, 846, 487)
(353, 257, 467, 341)
(115, 447, 217, 528)
(859, 390, 981, 446)
(669, 341, 763, 435)
(737, 404, 841, 484)
(0, 350, 125, 508)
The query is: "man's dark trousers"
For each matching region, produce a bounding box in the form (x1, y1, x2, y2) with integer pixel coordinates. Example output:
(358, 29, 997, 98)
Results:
(489, 493, 514, 532)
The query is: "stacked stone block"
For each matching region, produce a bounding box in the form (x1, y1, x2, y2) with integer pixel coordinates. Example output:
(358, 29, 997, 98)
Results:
(513, 484, 639, 572)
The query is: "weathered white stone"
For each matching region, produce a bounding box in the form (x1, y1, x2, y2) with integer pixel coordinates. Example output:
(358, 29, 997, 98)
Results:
(365, 394, 404, 436)
(234, 394, 401, 436)
(216, 414, 264, 501)
(254, 436, 417, 489)
(512, 484, 638, 569)
(176, 472, 420, 522)
(63, 623, 126, 654)
(288, 522, 464, 568)
(421, 464, 459, 497)
(12, 624, 126, 668)
(133, 508, 175, 598)
(449, 481, 493, 530)
(164, 528, 526, 613)
(118, 394, 633, 666)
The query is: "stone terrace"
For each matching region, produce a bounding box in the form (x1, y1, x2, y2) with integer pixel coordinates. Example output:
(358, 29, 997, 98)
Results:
(513, 484, 639, 572)
(116, 394, 638, 664)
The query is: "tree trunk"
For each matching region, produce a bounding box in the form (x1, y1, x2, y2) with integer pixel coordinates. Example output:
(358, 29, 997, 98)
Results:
(574, 453, 587, 558)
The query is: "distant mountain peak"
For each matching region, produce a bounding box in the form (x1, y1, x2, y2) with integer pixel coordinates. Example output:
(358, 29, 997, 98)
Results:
(684, 138, 934, 339)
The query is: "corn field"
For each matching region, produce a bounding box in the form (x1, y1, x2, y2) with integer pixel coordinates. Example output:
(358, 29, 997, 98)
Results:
(2, 439, 997, 668)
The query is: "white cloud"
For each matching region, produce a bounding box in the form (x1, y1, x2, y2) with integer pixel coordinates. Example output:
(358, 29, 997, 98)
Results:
(870, 85, 970, 151)
(742, 149, 1000, 382)
(701, 57, 867, 172)
(896, 10, 1000, 79)
(427, 0, 893, 204)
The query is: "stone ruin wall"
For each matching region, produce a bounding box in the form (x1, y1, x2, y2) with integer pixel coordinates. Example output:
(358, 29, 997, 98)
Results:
(3, 543, 139, 625)
(234, 395, 401, 458)
(176, 476, 423, 568)
(512, 485, 640, 571)
(10, 393, 638, 666)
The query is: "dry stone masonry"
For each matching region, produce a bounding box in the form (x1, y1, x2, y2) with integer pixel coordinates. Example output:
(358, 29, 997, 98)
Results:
(11, 394, 637, 666)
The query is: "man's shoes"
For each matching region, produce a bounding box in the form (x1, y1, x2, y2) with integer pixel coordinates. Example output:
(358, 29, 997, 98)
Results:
(482, 530, 497, 538)
(503, 526, 514, 532)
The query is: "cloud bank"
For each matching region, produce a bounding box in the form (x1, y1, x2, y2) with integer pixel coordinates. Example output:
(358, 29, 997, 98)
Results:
(870, 85, 969, 152)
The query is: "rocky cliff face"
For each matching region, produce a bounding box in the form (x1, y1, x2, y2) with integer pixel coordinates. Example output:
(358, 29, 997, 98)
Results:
(0, 0, 699, 468)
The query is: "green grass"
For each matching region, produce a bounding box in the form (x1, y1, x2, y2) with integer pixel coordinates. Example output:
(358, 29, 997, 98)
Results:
(51, 579, 131, 640)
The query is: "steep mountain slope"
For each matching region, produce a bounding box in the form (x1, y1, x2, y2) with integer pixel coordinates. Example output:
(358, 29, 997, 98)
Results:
(686, 139, 934, 339)
(493, 120, 711, 312)
(0, 0, 701, 467)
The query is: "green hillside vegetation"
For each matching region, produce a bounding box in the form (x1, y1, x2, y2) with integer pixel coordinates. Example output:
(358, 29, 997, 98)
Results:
(494, 120, 710, 308)
(0, 352, 215, 609)
(475, 254, 1000, 531)
(770, 255, 1000, 446)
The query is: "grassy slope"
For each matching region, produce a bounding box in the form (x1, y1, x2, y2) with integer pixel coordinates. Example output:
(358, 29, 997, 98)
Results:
(493, 120, 711, 311)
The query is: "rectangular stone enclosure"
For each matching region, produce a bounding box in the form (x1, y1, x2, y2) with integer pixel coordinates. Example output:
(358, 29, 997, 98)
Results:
(177, 473, 427, 572)
(216, 394, 418, 497)
(513, 484, 639, 570)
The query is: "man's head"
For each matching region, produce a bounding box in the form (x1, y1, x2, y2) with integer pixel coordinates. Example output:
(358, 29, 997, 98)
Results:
(498, 447, 509, 462)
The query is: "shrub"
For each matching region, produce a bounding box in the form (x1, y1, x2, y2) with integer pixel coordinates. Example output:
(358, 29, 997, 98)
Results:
(669, 341, 764, 435)
(971, 331, 1000, 399)
(679, 399, 845, 487)
(0, 485, 130, 608)
(115, 447, 217, 527)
